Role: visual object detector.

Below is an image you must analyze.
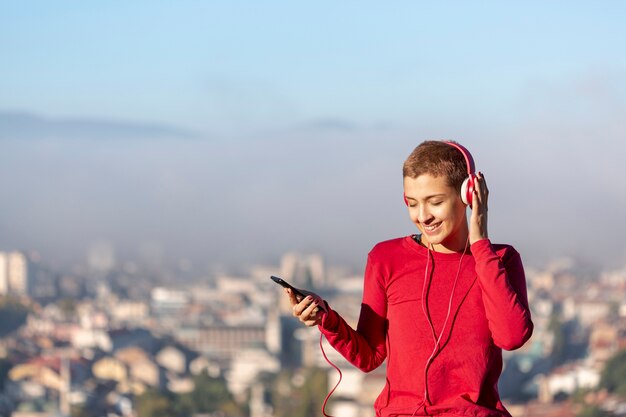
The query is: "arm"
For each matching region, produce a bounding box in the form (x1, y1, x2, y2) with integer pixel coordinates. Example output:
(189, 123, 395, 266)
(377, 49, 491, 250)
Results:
(318, 253, 388, 372)
(473, 239, 533, 350)
(468, 172, 533, 350)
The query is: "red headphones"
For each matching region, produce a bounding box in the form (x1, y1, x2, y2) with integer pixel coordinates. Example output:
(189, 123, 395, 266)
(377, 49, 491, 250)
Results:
(404, 140, 477, 207)
(444, 141, 477, 206)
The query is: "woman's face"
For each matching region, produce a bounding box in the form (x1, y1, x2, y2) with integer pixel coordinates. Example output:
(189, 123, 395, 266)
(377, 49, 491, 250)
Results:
(403, 173, 469, 253)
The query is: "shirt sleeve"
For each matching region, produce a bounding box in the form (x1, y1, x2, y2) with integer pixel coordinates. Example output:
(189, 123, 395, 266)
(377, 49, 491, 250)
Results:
(471, 239, 534, 350)
(318, 252, 388, 372)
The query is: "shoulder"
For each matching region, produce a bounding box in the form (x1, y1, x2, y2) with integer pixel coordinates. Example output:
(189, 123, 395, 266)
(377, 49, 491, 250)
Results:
(364, 237, 414, 280)
(489, 242, 522, 263)
(368, 236, 411, 260)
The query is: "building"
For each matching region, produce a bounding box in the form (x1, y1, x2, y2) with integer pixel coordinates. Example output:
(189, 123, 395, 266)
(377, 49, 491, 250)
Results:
(175, 325, 266, 359)
(536, 361, 601, 403)
(280, 252, 325, 288)
(155, 346, 187, 375)
(0, 251, 29, 296)
(0, 252, 7, 295)
(226, 348, 280, 402)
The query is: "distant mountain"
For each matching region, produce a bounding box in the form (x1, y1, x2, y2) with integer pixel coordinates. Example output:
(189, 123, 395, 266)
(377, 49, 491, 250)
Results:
(0, 111, 201, 140)
(297, 118, 358, 131)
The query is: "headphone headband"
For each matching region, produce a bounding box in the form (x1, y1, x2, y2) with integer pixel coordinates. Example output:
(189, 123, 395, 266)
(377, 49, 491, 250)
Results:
(443, 140, 475, 175)
(444, 140, 477, 206)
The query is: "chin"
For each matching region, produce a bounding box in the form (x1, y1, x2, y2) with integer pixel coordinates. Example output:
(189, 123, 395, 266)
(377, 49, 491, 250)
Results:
(422, 233, 447, 246)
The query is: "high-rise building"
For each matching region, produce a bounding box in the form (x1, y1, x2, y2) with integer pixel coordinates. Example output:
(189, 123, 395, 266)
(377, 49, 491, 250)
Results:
(0, 252, 8, 295)
(277, 252, 326, 315)
(280, 252, 325, 288)
(0, 251, 29, 296)
(8, 251, 29, 295)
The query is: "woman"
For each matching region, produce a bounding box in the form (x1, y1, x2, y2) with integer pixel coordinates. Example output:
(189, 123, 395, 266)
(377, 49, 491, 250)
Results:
(285, 140, 533, 417)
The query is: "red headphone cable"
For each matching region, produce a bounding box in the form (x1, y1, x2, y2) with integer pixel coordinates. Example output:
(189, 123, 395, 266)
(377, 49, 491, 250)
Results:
(319, 333, 343, 417)
(417, 239, 469, 412)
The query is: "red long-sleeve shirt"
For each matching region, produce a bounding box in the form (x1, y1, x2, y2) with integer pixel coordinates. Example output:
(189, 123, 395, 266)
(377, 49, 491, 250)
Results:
(319, 237, 533, 417)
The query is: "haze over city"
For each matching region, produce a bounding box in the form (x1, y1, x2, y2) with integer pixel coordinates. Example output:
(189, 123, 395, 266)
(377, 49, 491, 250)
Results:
(2, 2, 626, 272)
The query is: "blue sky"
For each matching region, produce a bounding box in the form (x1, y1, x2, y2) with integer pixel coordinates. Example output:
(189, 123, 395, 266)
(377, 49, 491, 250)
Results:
(4, 2, 624, 132)
(1, 2, 626, 271)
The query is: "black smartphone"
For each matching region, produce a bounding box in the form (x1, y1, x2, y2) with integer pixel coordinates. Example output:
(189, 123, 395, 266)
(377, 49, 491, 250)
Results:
(270, 275, 306, 300)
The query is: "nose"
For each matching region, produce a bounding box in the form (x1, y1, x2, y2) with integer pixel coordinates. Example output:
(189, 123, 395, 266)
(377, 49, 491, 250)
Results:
(413, 204, 433, 225)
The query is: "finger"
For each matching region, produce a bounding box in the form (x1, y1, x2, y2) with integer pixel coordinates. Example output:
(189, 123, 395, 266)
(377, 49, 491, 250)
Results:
(307, 294, 326, 312)
(474, 182, 483, 206)
(478, 174, 489, 210)
(285, 288, 299, 306)
(301, 303, 321, 325)
(302, 301, 319, 319)
(473, 188, 486, 213)
(303, 316, 322, 327)
(478, 172, 489, 196)
(471, 191, 477, 211)
(474, 177, 488, 207)
(292, 296, 314, 317)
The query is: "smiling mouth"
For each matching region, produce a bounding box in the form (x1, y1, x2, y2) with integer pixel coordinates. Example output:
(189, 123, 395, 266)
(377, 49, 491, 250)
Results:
(423, 223, 441, 233)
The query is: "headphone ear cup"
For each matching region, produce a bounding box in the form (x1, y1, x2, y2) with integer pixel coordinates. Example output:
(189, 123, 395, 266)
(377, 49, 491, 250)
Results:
(460, 175, 476, 206)
(403, 194, 409, 206)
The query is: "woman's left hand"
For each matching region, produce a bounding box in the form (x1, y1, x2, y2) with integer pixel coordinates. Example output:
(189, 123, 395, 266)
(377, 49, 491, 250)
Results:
(286, 288, 326, 327)
(469, 172, 489, 245)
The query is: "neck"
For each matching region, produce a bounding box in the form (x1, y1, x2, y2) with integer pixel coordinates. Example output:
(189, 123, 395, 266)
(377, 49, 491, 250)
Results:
(423, 226, 469, 254)
(430, 240, 468, 253)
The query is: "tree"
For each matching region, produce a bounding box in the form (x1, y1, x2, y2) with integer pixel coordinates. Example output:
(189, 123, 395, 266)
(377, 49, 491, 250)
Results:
(135, 389, 178, 417)
(266, 367, 330, 417)
(576, 405, 610, 417)
(134, 373, 247, 417)
(548, 314, 566, 365)
(176, 372, 245, 417)
(70, 405, 97, 417)
(599, 348, 626, 397)
(0, 358, 12, 391)
(0, 296, 29, 337)
(58, 297, 77, 318)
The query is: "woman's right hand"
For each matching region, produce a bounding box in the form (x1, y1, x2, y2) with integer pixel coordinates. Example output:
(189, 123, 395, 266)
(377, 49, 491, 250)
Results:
(285, 288, 325, 327)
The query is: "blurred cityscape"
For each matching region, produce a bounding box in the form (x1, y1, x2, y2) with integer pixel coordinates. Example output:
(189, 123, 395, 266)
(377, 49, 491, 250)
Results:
(1, 244, 626, 417)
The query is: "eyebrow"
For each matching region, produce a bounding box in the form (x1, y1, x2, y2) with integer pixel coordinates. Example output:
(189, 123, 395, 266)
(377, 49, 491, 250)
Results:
(405, 194, 447, 201)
